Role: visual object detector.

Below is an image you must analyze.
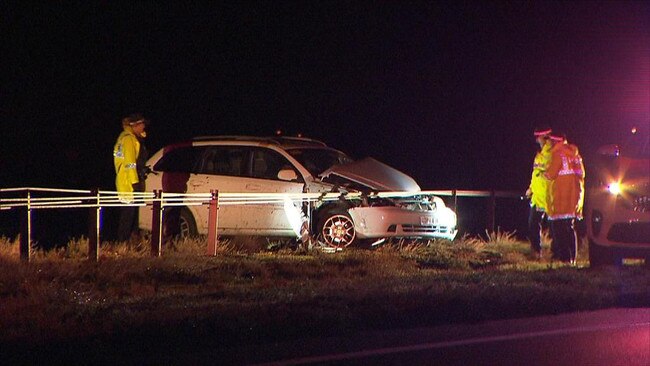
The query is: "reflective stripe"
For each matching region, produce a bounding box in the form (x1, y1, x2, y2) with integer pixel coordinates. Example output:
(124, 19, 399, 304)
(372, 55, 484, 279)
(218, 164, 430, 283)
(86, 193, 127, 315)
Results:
(118, 195, 134, 204)
(548, 213, 578, 220)
(557, 156, 583, 176)
(558, 169, 583, 176)
(113, 143, 124, 158)
(125, 163, 137, 169)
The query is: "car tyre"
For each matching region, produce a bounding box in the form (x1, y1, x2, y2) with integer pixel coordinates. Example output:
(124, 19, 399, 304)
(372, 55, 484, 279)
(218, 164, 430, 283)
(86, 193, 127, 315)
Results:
(179, 207, 198, 238)
(317, 211, 356, 248)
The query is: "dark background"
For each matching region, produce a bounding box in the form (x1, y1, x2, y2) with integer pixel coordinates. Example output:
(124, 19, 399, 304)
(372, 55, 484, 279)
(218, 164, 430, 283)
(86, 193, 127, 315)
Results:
(1, 1, 648, 242)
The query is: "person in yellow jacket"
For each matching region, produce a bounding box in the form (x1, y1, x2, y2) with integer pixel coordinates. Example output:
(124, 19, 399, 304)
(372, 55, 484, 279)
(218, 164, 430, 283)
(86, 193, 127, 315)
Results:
(113, 113, 149, 242)
(525, 126, 553, 259)
(544, 131, 585, 264)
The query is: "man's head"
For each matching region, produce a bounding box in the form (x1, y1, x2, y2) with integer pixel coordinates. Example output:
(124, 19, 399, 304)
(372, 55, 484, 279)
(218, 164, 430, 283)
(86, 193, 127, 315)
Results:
(549, 131, 567, 145)
(533, 126, 552, 148)
(122, 113, 148, 138)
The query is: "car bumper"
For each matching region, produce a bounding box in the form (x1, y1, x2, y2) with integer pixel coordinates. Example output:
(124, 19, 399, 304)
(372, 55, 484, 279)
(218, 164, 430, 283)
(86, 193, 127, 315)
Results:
(349, 206, 458, 241)
(586, 191, 650, 251)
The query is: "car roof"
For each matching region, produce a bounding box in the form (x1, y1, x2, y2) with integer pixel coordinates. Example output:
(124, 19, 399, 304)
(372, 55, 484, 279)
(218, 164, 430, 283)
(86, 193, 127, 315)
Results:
(191, 135, 328, 148)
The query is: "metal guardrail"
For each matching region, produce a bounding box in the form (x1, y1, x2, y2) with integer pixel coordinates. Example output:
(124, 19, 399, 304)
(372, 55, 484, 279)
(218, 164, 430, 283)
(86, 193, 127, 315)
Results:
(0, 187, 523, 262)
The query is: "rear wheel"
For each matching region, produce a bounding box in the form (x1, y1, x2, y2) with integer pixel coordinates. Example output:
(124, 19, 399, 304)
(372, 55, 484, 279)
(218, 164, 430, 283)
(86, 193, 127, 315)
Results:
(179, 207, 198, 238)
(317, 212, 356, 248)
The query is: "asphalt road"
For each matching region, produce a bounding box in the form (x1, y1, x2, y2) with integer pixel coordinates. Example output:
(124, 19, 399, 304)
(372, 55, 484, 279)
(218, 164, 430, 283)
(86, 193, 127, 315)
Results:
(202, 308, 650, 366)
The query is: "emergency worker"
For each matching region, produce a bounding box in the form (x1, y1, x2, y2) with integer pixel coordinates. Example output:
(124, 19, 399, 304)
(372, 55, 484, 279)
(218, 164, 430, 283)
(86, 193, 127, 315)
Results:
(113, 113, 149, 242)
(525, 126, 552, 259)
(544, 131, 585, 264)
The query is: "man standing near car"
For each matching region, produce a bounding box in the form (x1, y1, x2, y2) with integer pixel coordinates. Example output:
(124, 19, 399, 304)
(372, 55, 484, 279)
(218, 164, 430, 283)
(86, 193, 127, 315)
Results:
(526, 126, 553, 259)
(113, 113, 149, 242)
(544, 131, 585, 264)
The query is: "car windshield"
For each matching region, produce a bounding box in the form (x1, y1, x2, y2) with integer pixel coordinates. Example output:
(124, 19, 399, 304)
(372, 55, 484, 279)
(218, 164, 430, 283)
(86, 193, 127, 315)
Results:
(286, 147, 354, 176)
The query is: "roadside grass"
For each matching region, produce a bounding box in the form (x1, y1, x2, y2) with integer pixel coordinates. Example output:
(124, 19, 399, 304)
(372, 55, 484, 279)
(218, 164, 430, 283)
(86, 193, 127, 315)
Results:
(0, 233, 648, 357)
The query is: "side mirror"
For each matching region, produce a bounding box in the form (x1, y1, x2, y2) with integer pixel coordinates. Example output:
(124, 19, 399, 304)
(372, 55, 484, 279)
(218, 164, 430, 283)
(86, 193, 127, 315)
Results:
(277, 168, 298, 181)
(597, 144, 620, 157)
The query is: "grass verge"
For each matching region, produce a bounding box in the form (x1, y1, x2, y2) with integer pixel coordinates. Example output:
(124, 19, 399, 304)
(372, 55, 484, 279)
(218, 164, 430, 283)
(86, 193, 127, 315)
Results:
(0, 233, 648, 362)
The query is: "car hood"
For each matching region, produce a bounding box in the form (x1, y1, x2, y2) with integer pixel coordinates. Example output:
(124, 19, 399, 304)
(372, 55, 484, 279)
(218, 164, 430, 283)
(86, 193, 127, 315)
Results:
(320, 157, 421, 191)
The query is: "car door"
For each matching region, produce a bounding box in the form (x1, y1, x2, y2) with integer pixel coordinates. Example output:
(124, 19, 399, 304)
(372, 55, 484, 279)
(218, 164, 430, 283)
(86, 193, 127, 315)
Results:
(186, 146, 248, 233)
(139, 144, 203, 232)
(238, 147, 305, 235)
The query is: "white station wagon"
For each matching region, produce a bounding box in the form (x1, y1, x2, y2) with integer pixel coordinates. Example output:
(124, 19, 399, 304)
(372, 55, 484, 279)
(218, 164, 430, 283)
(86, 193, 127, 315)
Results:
(139, 136, 458, 248)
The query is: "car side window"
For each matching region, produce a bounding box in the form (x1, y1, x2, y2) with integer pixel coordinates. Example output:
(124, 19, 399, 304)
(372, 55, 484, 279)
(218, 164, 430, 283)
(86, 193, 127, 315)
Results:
(153, 146, 206, 173)
(250, 148, 299, 181)
(197, 147, 246, 177)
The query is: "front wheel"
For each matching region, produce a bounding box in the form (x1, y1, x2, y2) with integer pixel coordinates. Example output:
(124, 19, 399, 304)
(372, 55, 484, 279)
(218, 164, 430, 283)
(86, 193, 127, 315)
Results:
(317, 212, 356, 248)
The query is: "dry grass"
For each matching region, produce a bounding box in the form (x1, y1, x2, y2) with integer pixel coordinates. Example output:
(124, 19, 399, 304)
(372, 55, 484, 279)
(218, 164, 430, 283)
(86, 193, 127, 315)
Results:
(0, 232, 648, 363)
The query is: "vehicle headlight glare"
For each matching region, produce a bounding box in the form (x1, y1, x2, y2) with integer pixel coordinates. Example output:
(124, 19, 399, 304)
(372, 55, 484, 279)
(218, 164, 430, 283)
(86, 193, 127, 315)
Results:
(440, 208, 457, 226)
(607, 182, 622, 195)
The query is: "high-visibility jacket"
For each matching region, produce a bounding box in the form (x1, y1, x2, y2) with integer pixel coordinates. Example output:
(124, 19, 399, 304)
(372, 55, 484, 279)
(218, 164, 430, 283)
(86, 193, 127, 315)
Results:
(544, 142, 585, 220)
(113, 127, 141, 202)
(528, 142, 552, 211)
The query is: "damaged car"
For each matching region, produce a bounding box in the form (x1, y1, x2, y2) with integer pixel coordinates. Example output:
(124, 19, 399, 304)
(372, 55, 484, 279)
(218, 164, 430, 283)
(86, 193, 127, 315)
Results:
(139, 136, 458, 248)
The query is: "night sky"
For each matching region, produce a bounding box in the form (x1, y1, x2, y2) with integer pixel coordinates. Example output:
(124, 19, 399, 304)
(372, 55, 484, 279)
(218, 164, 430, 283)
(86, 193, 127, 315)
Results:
(3, 1, 649, 192)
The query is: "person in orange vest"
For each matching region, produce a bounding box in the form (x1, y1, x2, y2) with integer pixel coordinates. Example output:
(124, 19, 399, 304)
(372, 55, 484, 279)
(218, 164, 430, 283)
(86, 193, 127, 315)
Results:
(544, 131, 585, 264)
(113, 113, 149, 242)
(526, 126, 553, 259)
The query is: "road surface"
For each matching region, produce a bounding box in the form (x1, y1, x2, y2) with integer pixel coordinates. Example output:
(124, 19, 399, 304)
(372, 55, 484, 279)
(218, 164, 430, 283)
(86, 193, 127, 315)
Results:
(206, 308, 650, 365)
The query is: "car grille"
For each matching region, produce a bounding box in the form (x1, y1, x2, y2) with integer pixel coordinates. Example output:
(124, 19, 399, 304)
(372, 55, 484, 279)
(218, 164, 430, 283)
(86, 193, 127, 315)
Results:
(617, 182, 650, 213)
(607, 222, 650, 244)
(401, 224, 454, 234)
(632, 195, 650, 212)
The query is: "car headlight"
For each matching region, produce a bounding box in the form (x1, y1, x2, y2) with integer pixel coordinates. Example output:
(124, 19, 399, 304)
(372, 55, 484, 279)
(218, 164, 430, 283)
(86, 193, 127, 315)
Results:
(439, 207, 457, 226)
(607, 182, 622, 195)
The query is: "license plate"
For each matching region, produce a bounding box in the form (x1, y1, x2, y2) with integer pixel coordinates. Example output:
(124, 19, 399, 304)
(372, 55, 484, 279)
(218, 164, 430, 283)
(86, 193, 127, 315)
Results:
(420, 216, 437, 225)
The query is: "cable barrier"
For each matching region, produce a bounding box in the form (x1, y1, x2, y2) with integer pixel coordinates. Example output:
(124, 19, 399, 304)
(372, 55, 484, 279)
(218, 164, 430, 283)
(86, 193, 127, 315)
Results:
(0, 187, 523, 262)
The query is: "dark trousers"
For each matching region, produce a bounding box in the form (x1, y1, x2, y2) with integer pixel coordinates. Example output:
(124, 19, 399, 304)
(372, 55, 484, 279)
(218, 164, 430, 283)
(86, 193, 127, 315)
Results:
(117, 206, 139, 242)
(527, 205, 544, 253)
(163, 210, 181, 243)
(550, 218, 577, 263)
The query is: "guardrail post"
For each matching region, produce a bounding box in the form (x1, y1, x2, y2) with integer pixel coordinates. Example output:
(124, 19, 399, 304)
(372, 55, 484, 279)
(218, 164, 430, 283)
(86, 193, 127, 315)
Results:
(151, 190, 163, 257)
(88, 189, 101, 262)
(452, 189, 458, 211)
(487, 190, 496, 233)
(206, 189, 219, 256)
(19, 190, 32, 262)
